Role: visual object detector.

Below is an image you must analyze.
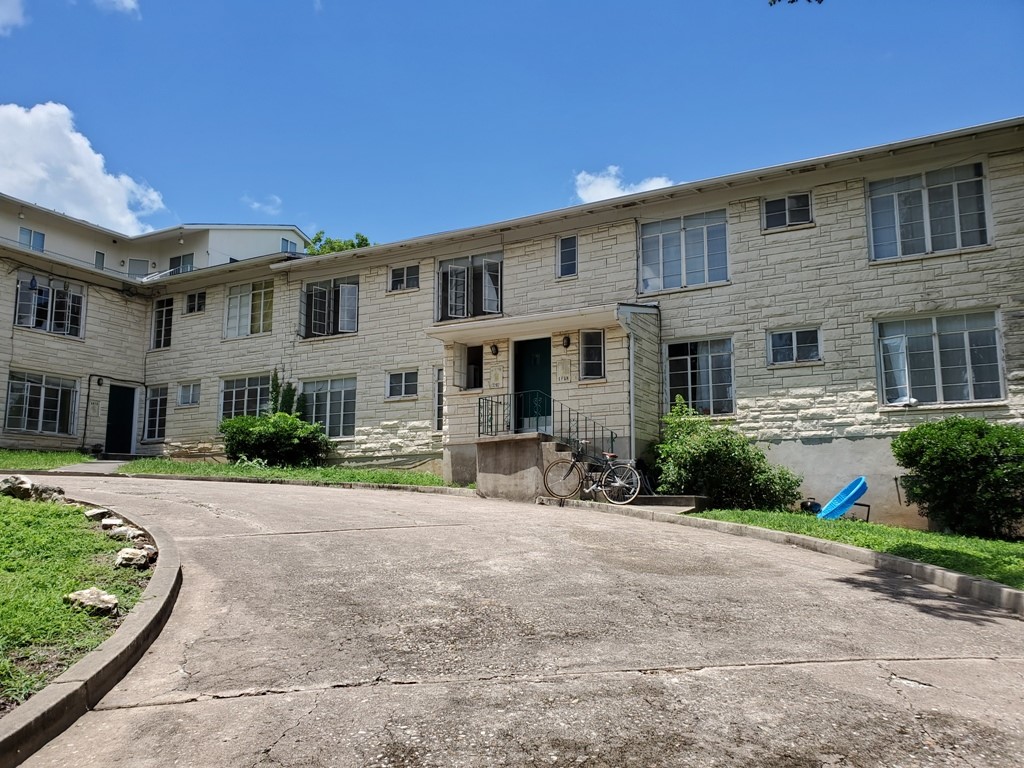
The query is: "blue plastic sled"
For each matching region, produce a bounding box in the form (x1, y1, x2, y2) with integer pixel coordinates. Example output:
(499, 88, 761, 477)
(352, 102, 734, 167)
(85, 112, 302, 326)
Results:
(817, 477, 868, 520)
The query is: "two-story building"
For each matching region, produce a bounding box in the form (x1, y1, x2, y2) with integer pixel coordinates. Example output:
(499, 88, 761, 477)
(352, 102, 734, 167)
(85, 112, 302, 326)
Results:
(1, 117, 1021, 526)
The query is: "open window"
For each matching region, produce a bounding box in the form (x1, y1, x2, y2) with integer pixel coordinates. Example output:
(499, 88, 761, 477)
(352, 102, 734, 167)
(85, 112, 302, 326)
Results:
(437, 253, 503, 321)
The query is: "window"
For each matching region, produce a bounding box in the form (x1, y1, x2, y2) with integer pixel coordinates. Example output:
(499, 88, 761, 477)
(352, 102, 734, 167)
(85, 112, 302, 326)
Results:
(434, 368, 444, 431)
(221, 375, 271, 418)
(387, 370, 418, 398)
(19, 227, 44, 252)
(14, 274, 84, 337)
(437, 253, 502, 321)
(640, 210, 727, 293)
(128, 259, 149, 277)
(390, 265, 420, 291)
(185, 291, 206, 314)
(95, 251, 105, 270)
(282, 238, 298, 253)
(869, 163, 988, 260)
(667, 339, 733, 415)
(145, 386, 168, 440)
(178, 382, 201, 406)
(877, 312, 1001, 405)
(769, 328, 821, 365)
(226, 280, 274, 337)
(453, 344, 484, 389)
(169, 254, 194, 275)
(557, 235, 577, 278)
(302, 377, 356, 438)
(580, 330, 605, 379)
(152, 298, 173, 349)
(301, 276, 358, 337)
(5, 371, 77, 435)
(764, 193, 812, 229)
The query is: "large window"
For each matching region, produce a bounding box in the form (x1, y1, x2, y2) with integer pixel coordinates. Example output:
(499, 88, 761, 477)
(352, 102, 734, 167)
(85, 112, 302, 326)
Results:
(14, 274, 84, 337)
(145, 386, 168, 440)
(303, 377, 356, 438)
(640, 210, 727, 293)
(5, 371, 78, 435)
(437, 253, 502, 321)
(869, 163, 988, 260)
(877, 312, 1001, 405)
(226, 280, 274, 337)
(169, 254, 194, 275)
(558, 235, 578, 278)
(19, 227, 45, 252)
(152, 298, 173, 349)
(221, 375, 271, 418)
(666, 339, 734, 415)
(301, 276, 358, 337)
(580, 330, 605, 379)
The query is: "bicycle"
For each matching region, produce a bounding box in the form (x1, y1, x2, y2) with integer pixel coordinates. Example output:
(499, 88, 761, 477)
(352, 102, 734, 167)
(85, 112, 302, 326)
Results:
(542, 440, 641, 505)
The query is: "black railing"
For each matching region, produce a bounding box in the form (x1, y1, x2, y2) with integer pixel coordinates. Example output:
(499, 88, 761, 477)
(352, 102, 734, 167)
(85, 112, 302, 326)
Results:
(478, 390, 617, 456)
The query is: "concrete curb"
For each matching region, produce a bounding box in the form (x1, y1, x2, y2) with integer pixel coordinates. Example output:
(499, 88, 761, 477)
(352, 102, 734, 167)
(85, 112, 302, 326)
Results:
(0, 511, 182, 768)
(538, 497, 1024, 618)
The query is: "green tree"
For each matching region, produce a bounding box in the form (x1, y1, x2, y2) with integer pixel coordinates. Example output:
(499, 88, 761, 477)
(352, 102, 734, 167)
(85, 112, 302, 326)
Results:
(305, 230, 371, 255)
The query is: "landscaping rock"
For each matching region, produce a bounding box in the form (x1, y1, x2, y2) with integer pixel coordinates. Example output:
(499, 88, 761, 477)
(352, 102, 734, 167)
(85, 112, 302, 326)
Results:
(31, 483, 65, 502)
(115, 548, 150, 568)
(141, 544, 159, 562)
(100, 516, 125, 529)
(0, 475, 65, 502)
(108, 525, 145, 541)
(63, 587, 119, 615)
(83, 507, 112, 520)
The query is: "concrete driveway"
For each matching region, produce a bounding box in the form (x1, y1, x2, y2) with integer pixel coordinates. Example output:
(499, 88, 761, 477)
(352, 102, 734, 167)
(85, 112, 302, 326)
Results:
(21, 476, 1024, 767)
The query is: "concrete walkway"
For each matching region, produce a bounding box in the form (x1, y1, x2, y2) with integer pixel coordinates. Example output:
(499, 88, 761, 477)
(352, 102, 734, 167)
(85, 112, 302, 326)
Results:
(18, 476, 1024, 767)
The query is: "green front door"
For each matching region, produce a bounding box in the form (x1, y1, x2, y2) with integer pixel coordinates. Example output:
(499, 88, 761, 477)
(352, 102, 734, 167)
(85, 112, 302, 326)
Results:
(513, 338, 551, 433)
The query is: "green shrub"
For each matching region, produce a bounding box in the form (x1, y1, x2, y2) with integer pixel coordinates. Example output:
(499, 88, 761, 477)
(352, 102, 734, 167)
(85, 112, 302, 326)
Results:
(219, 412, 331, 467)
(891, 416, 1024, 540)
(655, 400, 802, 510)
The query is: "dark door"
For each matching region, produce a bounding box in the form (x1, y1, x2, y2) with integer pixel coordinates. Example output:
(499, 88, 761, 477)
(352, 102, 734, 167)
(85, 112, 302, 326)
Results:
(514, 338, 552, 433)
(105, 385, 136, 454)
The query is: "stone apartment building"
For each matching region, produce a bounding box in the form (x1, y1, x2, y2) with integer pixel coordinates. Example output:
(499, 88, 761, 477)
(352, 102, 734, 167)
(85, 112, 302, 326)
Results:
(1, 117, 1021, 526)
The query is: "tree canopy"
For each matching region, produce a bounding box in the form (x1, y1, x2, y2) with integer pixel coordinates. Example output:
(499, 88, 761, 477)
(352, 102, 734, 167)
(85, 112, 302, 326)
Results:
(305, 231, 371, 255)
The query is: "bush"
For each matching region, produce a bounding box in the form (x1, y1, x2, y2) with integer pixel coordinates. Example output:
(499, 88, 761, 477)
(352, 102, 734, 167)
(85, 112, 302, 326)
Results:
(891, 417, 1024, 540)
(655, 401, 802, 510)
(219, 412, 331, 467)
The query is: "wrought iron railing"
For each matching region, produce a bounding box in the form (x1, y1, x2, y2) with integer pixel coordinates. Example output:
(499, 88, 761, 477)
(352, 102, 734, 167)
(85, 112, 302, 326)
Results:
(478, 390, 617, 456)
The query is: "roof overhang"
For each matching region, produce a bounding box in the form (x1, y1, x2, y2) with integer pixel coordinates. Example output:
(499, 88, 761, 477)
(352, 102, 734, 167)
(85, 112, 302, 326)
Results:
(425, 303, 646, 344)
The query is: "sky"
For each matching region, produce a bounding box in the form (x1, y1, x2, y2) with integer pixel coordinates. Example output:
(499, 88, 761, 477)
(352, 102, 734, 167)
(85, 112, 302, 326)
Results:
(0, 0, 1022, 243)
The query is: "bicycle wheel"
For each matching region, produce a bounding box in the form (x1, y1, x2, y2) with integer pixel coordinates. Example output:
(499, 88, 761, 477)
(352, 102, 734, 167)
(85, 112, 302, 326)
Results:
(543, 459, 584, 499)
(600, 463, 641, 505)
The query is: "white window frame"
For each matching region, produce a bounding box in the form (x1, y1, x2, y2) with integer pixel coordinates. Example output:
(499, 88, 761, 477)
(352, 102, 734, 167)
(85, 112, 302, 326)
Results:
(579, 330, 605, 380)
(452, 343, 484, 390)
(145, 385, 168, 441)
(178, 382, 201, 407)
(389, 264, 420, 292)
(169, 254, 194, 275)
(302, 376, 356, 438)
(640, 210, 727, 293)
(557, 235, 578, 278)
(95, 251, 105, 270)
(763, 193, 812, 230)
(437, 253, 503, 321)
(128, 258, 149, 277)
(387, 370, 419, 399)
(281, 238, 298, 253)
(665, 338, 734, 416)
(185, 291, 206, 315)
(301, 276, 358, 338)
(19, 227, 45, 252)
(226, 280, 274, 338)
(868, 162, 989, 261)
(876, 312, 1003, 406)
(768, 328, 822, 366)
(221, 374, 271, 419)
(14, 274, 85, 338)
(5, 371, 78, 435)
(152, 297, 173, 350)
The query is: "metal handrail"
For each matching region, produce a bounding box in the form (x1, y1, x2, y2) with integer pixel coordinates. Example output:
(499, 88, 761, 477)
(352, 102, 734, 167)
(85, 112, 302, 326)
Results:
(478, 390, 617, 456)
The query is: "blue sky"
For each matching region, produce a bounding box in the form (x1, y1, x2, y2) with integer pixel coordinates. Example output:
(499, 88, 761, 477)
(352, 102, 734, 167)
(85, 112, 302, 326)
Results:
(1, 0, 1022, 242)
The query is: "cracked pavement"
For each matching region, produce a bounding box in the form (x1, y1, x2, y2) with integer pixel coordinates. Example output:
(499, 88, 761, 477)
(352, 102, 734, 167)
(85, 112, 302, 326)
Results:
(21, 476, 1024, 767)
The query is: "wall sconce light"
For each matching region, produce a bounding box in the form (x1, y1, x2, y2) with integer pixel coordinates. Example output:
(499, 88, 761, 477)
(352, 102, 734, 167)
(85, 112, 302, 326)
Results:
(562, 335, 571, 349)
(178, 236, 185, 245)
(151, 261, 157, 268)
(489, 344, 499, 356)
(96, 377, 105, 387)
(119, 260, 126, 267)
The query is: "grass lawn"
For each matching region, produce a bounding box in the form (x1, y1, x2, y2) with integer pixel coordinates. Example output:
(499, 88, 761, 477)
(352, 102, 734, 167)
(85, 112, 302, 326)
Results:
(0, 498, 148, 714)
(0, 449, 94, 471)
(118, 458, 451, 487)
(692, 509, 1024, 590)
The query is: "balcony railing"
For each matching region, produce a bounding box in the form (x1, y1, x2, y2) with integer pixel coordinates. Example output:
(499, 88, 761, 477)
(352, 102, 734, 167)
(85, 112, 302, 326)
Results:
(478, 390, 618, 456)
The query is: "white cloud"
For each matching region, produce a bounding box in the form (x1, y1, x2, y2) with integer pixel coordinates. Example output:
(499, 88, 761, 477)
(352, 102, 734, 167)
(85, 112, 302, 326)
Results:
(0, 0, 26, 35)
(242, 194, 283, 217)
(93, 0, 140, 14)
(574, 165, 675, 203)
(0, 102, 165, 235)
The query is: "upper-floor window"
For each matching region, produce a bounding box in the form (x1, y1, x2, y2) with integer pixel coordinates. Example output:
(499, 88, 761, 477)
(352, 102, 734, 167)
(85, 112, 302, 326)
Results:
(226, 280, 273, 338)
(221, 374, 271, 418)
(580, 330, 604, 379)
(152, 298, 173, 349)
(387, 370, 418, 398)
(14, 274, 84, 338)
(128, 258, 149, 277)
(389, 264, 419, 292)
(764, 194, 812, 230)
(768, 328, 821, 365)
(95, 251, 105, 270)
(868, 163, 988, 261)
(301, 276, 358, 338)
(185, 291, 206, 314)
(5, 371, 78, 435)
(666, 338, 734, 415)
(178, 381, 201, 406)
(169, 254, 194, 275)
(19, 227, 44, 252)
(282, 238, 298, 253)
(557, 235, 578, 278)
(640, 210, 727, 293)
(877, 311, 1001, 405)
(437, 253, 502, 321)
